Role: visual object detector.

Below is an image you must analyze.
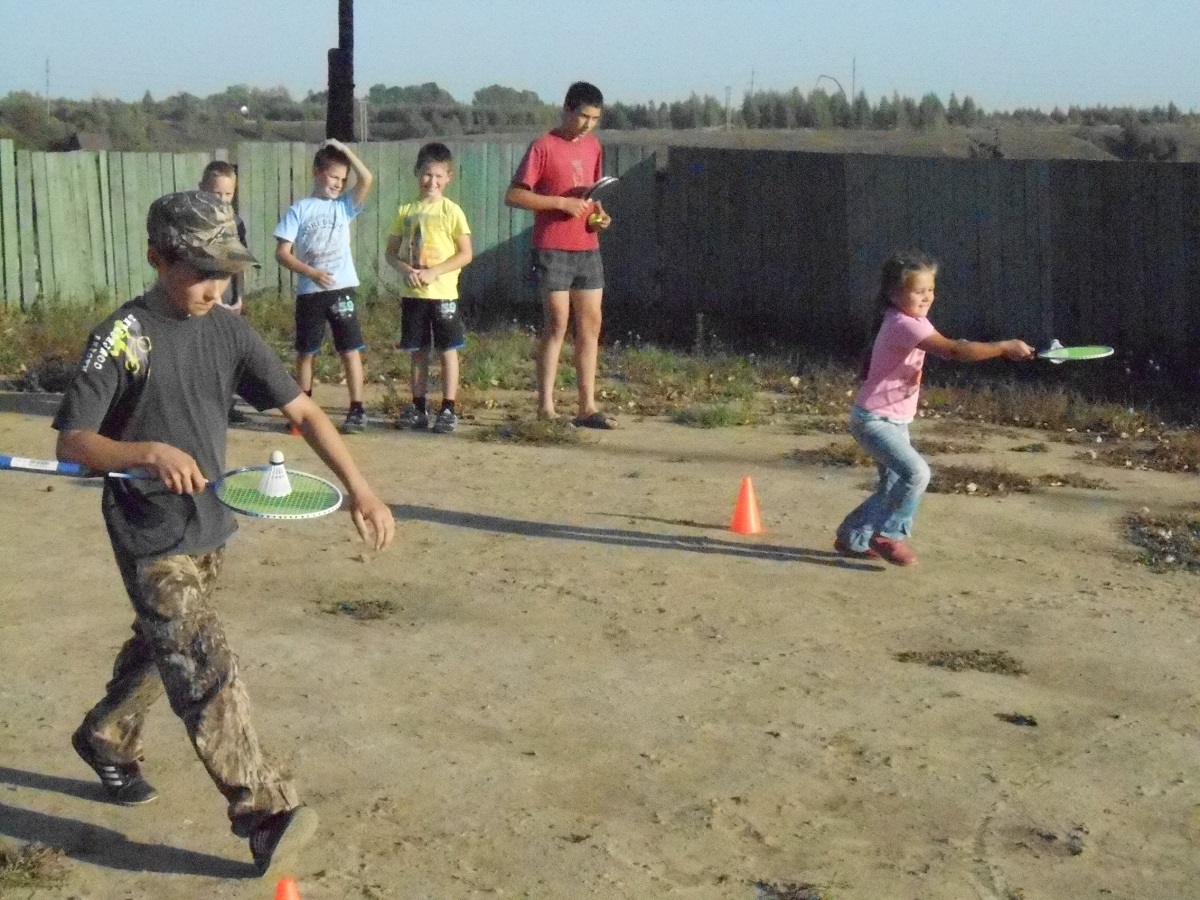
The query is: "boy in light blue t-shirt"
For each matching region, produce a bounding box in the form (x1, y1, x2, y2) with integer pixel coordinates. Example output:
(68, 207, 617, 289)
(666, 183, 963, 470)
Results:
(274, 139, 374, 434)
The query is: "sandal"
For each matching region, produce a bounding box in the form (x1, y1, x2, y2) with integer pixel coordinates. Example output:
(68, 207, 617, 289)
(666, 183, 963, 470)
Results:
(571, 411, 618, 430)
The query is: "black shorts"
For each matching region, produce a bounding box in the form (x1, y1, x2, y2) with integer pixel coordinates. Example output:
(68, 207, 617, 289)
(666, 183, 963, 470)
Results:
(399, 297, 466, 352)
(531, 248, 604, 293)
(294, 289, 365, 355)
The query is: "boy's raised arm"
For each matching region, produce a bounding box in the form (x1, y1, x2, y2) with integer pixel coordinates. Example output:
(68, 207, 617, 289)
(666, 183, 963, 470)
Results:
(324, 138, 374, 206)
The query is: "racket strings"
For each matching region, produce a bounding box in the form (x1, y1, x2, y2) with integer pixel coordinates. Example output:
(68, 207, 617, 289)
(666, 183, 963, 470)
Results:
(215, 470, 342, 518)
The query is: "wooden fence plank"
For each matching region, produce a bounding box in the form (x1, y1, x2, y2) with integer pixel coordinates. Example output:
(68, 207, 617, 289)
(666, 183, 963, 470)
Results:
(373, 141, 404, 295)
(97, 151, 116, 297)
(107, 153, 130, 302)
(31, 153, 56, 301)
(15, 149, 37, 306)
(81, 152, 107, 300)
(0, 139, 17, 306)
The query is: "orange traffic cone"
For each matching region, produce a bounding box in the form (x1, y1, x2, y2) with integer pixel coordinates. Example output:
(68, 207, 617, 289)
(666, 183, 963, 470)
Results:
(275, 877, 301, 900)
(729, 476, 763, 535)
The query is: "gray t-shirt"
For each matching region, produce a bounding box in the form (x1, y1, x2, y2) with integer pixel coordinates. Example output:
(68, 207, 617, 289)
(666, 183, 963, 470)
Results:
(53, 296, 301, 560)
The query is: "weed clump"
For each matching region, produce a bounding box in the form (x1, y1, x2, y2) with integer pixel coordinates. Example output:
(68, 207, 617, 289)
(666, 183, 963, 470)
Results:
(895, 649, 1027, 676)
(476, 418, 582, 445)
(1125, 508, 1200, 572)
(0, 842, 68, 890)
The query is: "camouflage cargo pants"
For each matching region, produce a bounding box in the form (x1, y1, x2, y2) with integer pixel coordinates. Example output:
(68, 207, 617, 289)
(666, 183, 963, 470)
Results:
(77, 546, 299, 836)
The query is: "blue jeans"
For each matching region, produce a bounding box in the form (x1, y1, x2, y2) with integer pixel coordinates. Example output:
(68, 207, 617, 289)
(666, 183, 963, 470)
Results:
(836, 407, 931, 551)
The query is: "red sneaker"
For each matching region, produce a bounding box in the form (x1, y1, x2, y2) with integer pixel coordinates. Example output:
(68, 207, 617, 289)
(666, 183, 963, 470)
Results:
(834, 537, 880, 559)
(869, 536, 918, 566)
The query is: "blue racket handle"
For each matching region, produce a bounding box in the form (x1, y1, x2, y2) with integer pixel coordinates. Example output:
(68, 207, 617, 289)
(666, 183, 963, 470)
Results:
(0, 454, 88, 476)
(0, 454, 147, 479)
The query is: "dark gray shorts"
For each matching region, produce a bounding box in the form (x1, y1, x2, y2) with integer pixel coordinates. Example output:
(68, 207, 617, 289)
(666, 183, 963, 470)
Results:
(531, 248, 604, 293)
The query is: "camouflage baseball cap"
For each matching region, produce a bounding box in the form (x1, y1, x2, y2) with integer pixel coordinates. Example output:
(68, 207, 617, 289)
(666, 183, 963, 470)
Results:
(146, 190, 258, 274)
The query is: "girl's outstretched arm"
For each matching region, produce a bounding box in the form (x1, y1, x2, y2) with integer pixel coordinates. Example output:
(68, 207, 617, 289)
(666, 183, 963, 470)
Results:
(920, 331, 1034, 362)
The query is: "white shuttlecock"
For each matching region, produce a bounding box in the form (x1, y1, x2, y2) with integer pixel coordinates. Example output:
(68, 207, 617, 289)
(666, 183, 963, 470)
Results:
(1046, 338, 1065, 365)
(258, 450, 292, 497)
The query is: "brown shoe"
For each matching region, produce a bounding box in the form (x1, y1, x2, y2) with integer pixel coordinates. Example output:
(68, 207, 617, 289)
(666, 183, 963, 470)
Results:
(869, 536, 918, 566)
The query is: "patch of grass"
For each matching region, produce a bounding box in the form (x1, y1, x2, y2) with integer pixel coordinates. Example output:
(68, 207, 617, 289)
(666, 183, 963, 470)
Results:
(460, 327, 536, 390)
(929, 464, 1108, 495)
(787, 442, 872, 467)
(928, 464, 1038, 495)
(923, 419, 1026, 440)
(608, 346, 776, 407)
(1080, 429, 1200, 474)
(921, 381, 1150, 436)
(1011, 442, 1050, 453)
(753, 881, 827, 900)
(1124, 508, 1200, 572)
(0, 841, 68, 890)
(911, 438, 983, 455)
(475, 417, 582, 445)
(895, 649, 1027, 676)
(791, 416, 847, 435)
(322, 598, 398, 620)
(0, 298, 117, 387)
(670, 402, 756, 428)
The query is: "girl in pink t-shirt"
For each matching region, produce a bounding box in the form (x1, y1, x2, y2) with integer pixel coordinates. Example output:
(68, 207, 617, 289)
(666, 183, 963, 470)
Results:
(835, 251, 1034, 566)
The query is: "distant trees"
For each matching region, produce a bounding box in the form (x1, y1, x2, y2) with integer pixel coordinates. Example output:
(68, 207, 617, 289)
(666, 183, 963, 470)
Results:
(0, 81, 1196, 151)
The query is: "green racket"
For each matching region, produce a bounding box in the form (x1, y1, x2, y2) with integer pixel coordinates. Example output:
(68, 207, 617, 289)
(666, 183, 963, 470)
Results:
(1, 450, 343, 520)
(212, 465, 343, 519)
(1037, 344, 1114, 362)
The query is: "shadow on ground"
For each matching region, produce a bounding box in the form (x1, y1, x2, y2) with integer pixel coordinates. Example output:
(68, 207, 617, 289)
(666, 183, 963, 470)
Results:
(393, 503, 879, 570)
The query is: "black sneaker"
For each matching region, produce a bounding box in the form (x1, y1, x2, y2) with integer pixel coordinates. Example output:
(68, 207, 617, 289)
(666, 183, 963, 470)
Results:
(250, 806, 319, 879)
(341, 407, 367, 434)
(71, 726, 158, 806)
(228, 406, 250, 425)
(395, 403, 429, 430)
(433, 408, 458, 434)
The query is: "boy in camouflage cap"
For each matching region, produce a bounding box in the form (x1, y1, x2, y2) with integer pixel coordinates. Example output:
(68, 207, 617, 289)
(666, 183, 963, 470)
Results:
(53, 190, 395, 878)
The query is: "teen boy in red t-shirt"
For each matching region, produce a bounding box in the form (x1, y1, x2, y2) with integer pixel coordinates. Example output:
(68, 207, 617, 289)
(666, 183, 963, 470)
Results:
(506, 81, 615, 429)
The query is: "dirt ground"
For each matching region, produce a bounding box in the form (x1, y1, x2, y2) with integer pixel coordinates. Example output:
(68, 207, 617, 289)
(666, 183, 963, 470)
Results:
(1, 387, 1199, 900)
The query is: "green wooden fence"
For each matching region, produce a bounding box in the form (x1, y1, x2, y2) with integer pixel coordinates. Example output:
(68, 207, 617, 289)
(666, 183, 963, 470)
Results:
(2, 137, 1198, 367)
(0, 139, 213, 308)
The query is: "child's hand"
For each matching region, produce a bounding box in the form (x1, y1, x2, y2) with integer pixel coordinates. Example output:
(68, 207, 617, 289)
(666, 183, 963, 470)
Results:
(348, 489, 396, 551)
(587, 201, 612, 231)
(1001, 340, 1036, 361)
(558, 196, 591, 218)
(311, 269, 336, 290)
(322, 138, 348, 152)
(145, 444, 207, 494)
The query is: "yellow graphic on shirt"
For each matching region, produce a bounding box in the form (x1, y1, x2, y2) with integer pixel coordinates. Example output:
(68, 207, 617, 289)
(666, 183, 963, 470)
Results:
(104, 317, 151, 375)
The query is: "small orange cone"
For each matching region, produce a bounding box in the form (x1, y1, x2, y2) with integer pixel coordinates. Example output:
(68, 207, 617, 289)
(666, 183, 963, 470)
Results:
(729, 476, 763, 535)
(275, 877, 301, 900)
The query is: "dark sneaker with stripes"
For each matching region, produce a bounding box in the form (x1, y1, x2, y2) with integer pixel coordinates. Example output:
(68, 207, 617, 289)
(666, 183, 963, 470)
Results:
(250, 805, 319, 879)
(71, 726, 158, 805)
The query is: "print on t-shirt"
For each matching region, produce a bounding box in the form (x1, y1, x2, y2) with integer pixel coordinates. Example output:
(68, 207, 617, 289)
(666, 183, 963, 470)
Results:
(296, 212, 344, 272)
(80, 313, 152, 377)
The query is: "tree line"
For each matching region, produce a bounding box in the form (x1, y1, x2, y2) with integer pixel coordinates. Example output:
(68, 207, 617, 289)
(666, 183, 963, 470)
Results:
(0, 82, 1195, 152)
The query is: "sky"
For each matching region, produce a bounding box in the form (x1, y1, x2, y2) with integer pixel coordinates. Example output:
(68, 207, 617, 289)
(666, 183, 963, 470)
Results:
(2, 0, 1199, 113)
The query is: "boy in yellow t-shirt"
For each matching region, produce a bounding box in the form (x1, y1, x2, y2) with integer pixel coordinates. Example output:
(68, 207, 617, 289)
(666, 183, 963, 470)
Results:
(385, 142, 474, 433)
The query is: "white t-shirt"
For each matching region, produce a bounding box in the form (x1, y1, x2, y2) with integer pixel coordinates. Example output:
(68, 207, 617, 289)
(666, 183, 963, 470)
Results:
(274, 194, 364, 295)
